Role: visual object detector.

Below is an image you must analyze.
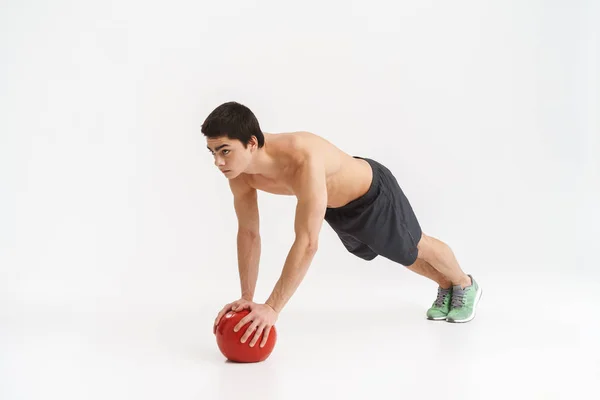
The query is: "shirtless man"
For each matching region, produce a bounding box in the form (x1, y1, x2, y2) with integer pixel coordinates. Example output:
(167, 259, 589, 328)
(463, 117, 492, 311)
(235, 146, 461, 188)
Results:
(206, 102, 482, 348)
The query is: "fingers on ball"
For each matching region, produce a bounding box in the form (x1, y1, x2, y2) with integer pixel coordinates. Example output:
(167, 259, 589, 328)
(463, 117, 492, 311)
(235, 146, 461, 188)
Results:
(241, 323, 257, 342)
(250, 325, 265, 347)
(259, 326, 272, 348)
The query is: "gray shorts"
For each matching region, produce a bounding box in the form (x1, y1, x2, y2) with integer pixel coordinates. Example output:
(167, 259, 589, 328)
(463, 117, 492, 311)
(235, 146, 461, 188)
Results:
(324, 157, 422, 266)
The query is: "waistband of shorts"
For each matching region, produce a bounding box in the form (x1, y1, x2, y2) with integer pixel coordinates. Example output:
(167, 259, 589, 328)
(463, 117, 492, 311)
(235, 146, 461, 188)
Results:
(326, 156, 382, 212)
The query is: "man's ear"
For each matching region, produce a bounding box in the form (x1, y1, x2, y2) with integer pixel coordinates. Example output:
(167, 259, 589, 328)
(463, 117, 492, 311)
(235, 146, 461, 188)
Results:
(249, 136, 258, 150)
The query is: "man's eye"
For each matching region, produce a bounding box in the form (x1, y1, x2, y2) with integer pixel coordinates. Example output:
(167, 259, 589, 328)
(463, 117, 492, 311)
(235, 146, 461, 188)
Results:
(222, 150, 230, 155)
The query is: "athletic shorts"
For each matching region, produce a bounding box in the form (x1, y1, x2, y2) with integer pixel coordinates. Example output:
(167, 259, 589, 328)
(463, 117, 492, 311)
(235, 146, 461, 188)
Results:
(324, 157, 422, 266)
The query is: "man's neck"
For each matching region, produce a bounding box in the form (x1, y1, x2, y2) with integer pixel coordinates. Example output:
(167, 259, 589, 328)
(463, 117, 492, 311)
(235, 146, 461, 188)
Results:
(244, 149, 277, 176)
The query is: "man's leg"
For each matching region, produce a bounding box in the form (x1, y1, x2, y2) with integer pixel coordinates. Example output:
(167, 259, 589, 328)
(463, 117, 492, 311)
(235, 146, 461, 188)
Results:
(416, 233, 482, 323)
(406, 258, 452, 289)
(416, 233, 471, 288)
(406, 257, 454, 320)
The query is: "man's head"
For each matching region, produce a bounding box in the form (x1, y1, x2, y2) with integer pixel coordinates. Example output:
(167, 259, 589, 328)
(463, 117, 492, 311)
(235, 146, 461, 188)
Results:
(202, 102, 264, 179)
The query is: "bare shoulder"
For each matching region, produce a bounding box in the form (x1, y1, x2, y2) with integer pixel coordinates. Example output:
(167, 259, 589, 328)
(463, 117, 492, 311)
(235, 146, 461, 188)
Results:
(276, 132, 335, 187)
(270, 131, 343, 163)
(273, 131, 335, 150)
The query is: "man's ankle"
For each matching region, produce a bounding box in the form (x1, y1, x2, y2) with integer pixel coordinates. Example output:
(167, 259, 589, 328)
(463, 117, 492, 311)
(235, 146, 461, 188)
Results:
(439, 280, 452, 290)
(453, 275, 472, 289)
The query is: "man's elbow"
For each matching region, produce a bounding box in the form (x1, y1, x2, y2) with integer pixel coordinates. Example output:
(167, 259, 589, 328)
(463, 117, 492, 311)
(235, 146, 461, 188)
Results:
(238, 228, 260, 239)
(297, 235, 319, 254)
(306, 240, 319, 255)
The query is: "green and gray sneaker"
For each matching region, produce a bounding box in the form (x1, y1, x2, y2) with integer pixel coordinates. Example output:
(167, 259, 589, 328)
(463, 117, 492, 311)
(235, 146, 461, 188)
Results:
(426, 286, 452, 320)
(446, 274, 482, 323)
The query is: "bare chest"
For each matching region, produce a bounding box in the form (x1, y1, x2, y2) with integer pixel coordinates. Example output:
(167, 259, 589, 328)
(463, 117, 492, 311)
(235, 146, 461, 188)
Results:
(246, 174, 295, 196)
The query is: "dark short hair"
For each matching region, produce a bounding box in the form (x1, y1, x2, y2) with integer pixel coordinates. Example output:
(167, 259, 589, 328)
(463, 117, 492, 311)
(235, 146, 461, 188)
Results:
(201, 101, 264, 148)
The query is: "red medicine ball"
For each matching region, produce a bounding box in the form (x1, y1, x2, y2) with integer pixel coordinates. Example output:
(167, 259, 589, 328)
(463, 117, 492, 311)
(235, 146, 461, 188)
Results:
(215, 309, 277, 363)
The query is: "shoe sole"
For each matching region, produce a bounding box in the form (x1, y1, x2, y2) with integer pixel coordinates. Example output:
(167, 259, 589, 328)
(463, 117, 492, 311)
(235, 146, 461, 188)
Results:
(446, 286, 483, 323)
(427, 315, 448, 321)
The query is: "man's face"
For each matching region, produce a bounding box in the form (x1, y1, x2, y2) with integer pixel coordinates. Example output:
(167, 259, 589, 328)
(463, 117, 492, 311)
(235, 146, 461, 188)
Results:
(206, 136, 254, 179)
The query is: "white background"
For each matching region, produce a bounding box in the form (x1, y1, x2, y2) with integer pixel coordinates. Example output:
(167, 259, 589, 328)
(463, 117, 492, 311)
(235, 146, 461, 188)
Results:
(1, 1, 599, 399)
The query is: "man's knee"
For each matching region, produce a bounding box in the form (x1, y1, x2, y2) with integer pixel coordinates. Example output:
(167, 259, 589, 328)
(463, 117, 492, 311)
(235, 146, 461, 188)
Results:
(416, 233, 437, 263)
(382, 228, 421, 266)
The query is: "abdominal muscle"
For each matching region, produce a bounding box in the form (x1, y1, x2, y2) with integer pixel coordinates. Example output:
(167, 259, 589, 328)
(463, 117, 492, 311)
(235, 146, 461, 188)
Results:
(324, 156, 372, 208)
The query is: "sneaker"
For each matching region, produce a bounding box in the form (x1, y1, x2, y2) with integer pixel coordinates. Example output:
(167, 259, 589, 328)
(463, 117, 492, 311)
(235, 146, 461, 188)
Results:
(426, 286, 452, 320)
(446, 274, 482, 323)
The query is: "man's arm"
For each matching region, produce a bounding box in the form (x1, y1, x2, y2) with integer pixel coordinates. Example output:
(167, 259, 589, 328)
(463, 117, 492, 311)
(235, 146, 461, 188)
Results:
(230, 177, 261, 301)
(265, 157, 328, 312)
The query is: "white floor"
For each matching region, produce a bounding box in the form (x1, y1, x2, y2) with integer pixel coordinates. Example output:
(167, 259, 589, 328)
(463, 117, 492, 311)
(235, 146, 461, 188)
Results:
(2, 270, 599, 400)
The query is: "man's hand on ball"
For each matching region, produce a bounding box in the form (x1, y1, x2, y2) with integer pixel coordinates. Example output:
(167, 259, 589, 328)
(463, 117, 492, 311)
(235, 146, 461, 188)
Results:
(234, 303, 279, 348)
(213, 298, 252, 334)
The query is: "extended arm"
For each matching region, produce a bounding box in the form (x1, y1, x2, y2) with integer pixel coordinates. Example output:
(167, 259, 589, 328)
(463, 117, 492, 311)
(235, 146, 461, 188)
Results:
(212, 177, 260, 334)
(231, 178, 261, 301)
(265, 157, 328, 312)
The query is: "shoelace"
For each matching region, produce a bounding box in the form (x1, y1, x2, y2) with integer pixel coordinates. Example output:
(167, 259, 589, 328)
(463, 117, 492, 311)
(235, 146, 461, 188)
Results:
(451, 288, 466, 308)
(434, 288, 451, 307)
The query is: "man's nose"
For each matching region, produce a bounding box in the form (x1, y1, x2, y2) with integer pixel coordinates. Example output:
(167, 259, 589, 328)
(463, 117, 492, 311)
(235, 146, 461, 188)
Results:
(214, 156, 225, 167)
